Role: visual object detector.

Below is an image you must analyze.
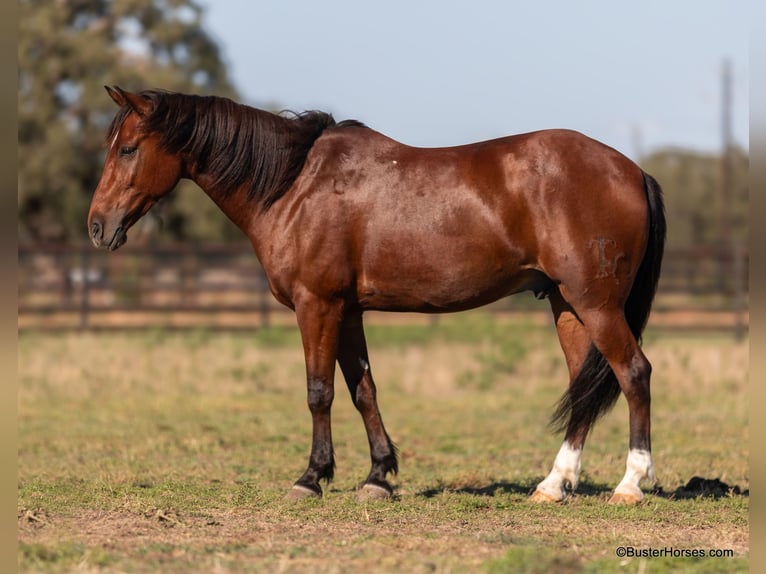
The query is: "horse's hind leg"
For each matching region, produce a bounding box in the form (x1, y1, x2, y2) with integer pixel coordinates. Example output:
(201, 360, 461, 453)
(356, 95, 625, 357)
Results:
(337, 312, 398, 500)
(575, 304, 655, 504)
(531, 290, 592, 502)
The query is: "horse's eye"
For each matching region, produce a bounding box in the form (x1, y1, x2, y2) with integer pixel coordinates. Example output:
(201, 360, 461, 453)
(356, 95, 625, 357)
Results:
(119, 146, 137, 157)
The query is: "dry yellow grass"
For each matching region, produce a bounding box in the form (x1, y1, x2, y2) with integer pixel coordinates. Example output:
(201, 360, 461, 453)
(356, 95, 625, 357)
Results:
(18, 316, 749, 572)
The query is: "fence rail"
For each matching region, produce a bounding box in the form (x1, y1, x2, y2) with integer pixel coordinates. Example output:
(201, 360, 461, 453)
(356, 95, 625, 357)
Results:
(18, 242, 748, 337)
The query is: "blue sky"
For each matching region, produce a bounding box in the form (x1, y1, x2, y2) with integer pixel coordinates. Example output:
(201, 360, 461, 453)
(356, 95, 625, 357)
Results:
(198, 1, 749, 159)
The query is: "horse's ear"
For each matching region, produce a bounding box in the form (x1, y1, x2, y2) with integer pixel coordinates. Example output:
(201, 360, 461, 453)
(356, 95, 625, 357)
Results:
(104, 86, 151, 117)
(105, 85, 126, 107)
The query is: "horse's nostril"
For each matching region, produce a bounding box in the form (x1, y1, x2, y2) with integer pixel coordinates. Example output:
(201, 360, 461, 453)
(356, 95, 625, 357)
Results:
(90, 220, 102, 241)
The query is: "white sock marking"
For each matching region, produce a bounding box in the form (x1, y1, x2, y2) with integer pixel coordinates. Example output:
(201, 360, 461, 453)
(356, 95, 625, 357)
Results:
(613, 448, 655, 497)
(534, 442, 582, 500)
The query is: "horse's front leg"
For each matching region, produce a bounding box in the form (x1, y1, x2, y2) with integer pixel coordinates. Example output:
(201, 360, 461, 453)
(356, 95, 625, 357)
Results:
(286, 294, 343, 500)
(337, 312, 398, 500)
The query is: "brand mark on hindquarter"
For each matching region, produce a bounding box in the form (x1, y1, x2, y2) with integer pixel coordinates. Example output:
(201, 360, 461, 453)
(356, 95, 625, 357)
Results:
(586, 237, 623, 280)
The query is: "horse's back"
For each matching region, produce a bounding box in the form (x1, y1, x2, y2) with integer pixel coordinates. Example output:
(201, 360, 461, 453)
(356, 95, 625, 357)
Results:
(309, 126, 643, 204)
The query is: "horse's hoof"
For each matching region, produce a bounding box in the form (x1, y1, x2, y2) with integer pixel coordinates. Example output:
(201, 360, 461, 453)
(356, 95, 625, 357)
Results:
(284, 485, 321, 501)
(529, 488, 562, 503)
(357, 483, 392, 502)
(608, 489, 644, 505)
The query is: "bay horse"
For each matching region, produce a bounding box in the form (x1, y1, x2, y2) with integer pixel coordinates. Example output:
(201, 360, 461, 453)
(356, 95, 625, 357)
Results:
(88, 87, 665, 504)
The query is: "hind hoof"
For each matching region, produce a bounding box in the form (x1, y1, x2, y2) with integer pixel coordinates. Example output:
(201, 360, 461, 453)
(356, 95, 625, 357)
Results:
(357, 483, 392, 502)
(608, 487, 644, 505)
(529, 488, 563, 503)
(285, 485, 321, 501)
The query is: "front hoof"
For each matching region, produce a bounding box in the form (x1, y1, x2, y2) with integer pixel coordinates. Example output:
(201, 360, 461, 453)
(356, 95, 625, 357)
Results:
(285, 484, 321, 501)
(357, 483, 392, 502)
(608, 487, 644, 505)
(529, 488, 563, 503)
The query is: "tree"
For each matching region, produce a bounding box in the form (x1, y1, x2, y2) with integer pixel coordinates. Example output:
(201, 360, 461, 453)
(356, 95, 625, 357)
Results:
(640, 146, 748, 248)
(19, 0, 239, 243)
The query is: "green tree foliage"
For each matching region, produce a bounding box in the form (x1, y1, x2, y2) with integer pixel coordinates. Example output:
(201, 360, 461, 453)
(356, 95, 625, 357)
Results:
(641, 146, 748, 248)
(19, 0, 239, 243)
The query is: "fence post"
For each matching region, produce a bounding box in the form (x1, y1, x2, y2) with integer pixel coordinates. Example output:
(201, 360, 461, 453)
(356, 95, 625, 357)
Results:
(732, 241, 746, 342)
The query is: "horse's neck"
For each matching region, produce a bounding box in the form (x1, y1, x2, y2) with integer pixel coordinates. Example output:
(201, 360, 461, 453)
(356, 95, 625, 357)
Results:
(186, 172, 256, 232)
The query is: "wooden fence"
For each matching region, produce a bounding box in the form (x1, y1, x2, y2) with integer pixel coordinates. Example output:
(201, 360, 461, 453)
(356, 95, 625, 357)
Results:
(18, 242, 748, 337)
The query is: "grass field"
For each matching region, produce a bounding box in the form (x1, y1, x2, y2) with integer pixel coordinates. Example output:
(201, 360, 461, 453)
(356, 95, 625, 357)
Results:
(18, 314, 749, 572)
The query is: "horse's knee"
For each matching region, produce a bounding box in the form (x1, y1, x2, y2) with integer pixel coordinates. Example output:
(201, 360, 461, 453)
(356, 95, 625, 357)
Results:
(307, 376, 334, 413)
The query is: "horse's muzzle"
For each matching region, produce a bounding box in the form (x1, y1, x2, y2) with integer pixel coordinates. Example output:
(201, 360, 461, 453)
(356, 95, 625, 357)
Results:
(89, 218, 127, 251)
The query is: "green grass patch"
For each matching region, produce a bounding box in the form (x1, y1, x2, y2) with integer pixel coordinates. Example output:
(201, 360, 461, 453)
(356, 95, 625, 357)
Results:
(20, 541, 116, 572)
(486, 545, 582, 574)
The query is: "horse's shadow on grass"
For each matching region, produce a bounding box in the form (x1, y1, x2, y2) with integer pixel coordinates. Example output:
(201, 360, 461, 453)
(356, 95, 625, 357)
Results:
(418, 480, 534, 499)
(416, 476, 749, 501)
(655, 476, 749, 500)
(417, 479, 615, 500)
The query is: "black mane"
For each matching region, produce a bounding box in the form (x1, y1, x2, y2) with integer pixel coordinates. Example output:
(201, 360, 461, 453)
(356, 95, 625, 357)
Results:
(106, 90, 365, 208)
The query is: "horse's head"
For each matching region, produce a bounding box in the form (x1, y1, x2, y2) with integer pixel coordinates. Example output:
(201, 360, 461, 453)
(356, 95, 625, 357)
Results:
(88, 86, 182, 250)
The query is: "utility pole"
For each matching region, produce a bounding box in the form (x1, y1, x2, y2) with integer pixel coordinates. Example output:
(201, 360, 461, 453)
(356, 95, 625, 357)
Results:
(720, 58, 733, 250)
(720, 58, 745, 341)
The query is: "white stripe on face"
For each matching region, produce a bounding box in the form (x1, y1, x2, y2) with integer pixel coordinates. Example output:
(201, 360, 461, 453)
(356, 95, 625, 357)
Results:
(109, 127, 120, 151)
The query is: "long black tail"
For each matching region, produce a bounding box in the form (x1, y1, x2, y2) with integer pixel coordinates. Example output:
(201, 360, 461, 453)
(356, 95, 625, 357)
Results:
(550, 172, 666, 435)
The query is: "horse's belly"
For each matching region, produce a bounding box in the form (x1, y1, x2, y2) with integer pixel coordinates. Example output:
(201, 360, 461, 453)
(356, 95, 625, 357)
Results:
(354, 202, 544, 312)
(356, 255, 548, 313)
